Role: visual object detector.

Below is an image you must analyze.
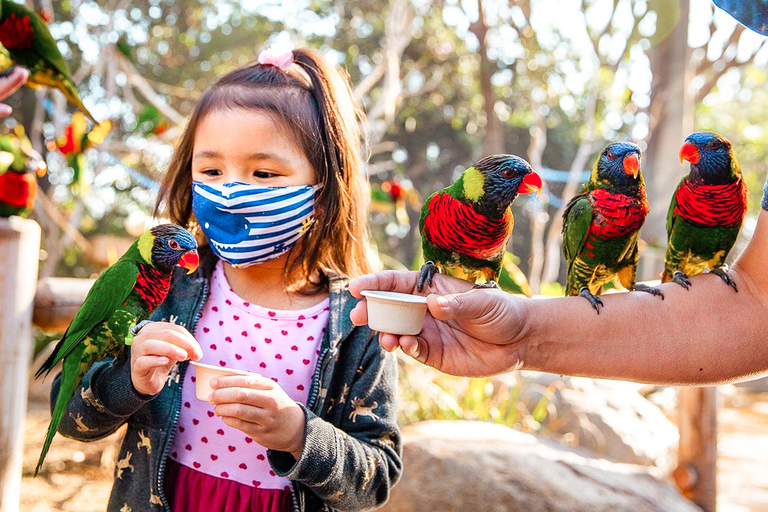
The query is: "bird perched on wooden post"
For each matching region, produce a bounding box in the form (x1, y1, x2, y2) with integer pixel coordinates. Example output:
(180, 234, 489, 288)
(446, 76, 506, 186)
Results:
(417, 154, 542, 291)
(662, 132, 747, 291)
(0, 0, 95, 121)
(34, 224, 199, 475)
(563, 141, 663, 313)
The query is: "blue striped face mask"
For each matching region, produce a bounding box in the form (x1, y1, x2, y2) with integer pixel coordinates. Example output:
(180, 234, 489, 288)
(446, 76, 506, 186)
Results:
(192, 181, 318, 268)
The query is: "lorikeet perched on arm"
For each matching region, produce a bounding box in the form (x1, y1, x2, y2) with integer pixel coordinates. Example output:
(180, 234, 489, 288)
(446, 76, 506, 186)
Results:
(417, 154, 543, 291)
(563, 141, 663, 313)
(662, 132, 747, 291)
(34, 224, 199, 475)
(0, 0, 95, 122)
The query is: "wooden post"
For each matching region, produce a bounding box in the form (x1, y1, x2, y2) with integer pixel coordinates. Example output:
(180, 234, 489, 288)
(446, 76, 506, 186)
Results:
(674, 386, 718, 511)
(0, 218, 41, 512)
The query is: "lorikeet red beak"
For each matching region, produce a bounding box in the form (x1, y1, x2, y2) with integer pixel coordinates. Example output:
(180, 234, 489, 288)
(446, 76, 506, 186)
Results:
(518, 170, 543, 196)
(679, 142, 700, 165)
(179, 250, 199, 274)
(623, 153, 640, 179)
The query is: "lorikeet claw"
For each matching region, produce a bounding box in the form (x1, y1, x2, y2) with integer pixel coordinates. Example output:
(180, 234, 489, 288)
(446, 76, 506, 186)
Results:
(579, 286, 603, 314)
(472, 280, 499, 289)
(671, 270, 691, 290)
(418, 261, 438, 292)
(712, 265, 738, 292)
(630, 283, 664, 300)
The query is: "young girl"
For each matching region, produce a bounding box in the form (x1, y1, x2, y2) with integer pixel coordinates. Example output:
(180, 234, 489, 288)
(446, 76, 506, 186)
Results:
(51, 46, 401, 512)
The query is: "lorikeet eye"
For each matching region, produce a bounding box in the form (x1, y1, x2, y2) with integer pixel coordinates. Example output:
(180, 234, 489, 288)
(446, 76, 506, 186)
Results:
(502, 169, 515, 179)
(707, 141, 718, 150)
(606, 151, 615, 160)
(169, 240, 180, 250)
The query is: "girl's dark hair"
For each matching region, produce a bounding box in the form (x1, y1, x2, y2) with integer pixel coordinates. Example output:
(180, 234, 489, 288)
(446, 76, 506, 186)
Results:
(155, 48, 372, 288)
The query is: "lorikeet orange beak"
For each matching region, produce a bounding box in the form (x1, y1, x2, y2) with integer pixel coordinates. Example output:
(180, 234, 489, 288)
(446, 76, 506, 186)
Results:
(518, 170, 543, 196)
(679, 142, 700, 165)
(179, 250, 199, 274)
(623, 153, 639, 179)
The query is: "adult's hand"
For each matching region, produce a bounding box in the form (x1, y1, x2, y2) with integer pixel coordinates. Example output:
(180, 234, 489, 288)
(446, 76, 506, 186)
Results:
(350, 271, 529, 377)
(0, 67, 30, 117)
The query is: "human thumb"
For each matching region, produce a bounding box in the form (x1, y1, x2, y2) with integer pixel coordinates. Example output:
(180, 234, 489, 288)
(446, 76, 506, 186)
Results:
(427, 289, 493, 322)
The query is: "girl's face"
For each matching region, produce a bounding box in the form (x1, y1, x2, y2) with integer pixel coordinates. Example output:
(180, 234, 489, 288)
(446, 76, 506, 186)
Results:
(191, 108, 315, 187)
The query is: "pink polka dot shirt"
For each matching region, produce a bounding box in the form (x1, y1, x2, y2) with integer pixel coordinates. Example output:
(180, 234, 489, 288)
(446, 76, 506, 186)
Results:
(170, 261, 329, 490)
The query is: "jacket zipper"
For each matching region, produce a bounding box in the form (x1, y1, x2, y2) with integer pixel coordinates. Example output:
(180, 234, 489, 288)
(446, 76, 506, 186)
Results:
(156, 277, 210, 510)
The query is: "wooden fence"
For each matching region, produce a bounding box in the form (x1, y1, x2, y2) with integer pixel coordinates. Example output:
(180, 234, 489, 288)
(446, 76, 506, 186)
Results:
(0, 219, 719, 512)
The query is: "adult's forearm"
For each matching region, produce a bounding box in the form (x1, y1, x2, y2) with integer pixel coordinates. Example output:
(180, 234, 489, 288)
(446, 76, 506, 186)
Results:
(521, 267, 768, 385)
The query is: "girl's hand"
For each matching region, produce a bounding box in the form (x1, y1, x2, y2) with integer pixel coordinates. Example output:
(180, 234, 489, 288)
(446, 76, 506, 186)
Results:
(130, 322, 203, 396)
(209, 375, 306, 459)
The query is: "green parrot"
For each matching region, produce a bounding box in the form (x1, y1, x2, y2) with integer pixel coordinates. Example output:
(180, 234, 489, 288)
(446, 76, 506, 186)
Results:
(662, 132, 748, 291)
(0, 125, 44, 217)
(417, 154, 543, 291)
(34, 224, 200, 475)
(563, 141, 664, 313)
(0, 0, 95, 122)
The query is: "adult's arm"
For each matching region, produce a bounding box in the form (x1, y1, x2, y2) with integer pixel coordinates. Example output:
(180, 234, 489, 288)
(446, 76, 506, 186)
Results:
(350, 210, 768, 385)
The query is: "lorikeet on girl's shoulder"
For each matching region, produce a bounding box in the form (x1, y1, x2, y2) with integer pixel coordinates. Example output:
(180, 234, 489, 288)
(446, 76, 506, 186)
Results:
(563, 141, 663, 313)
(663, 132, 747, 291)
(418, 154, 542, 291)
(34, 224, 199, 476)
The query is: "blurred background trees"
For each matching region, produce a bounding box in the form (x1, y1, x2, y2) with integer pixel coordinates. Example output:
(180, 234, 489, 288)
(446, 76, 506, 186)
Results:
(3, 0, 767, 293)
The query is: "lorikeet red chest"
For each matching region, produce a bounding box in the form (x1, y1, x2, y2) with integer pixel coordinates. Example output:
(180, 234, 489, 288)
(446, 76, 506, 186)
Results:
(423, 192, 512, 261)
(587, 188, 649, 240)
(129, 263, 173, 310)
(673, 178, 747, 228)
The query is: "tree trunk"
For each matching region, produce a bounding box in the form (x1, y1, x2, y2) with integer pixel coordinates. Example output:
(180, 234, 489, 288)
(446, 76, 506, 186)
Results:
(470, 0, 504, 155)
(639, 0, 693, 281)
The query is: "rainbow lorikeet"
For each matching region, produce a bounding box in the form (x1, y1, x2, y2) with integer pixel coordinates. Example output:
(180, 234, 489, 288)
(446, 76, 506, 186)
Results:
(0, 0, 95, 122)
(563, 141, 663, 313)
(53, 111, 111, 193)
(0, 125, 45, 217)
(34, 224, 199, 475)
(417, 154, 543, 291)
(662, 132, 747, 291)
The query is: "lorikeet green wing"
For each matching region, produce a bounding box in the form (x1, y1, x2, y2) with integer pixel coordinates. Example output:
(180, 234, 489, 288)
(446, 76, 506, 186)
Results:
(0, 0, 95, 121)
(562, 194, 592, 294)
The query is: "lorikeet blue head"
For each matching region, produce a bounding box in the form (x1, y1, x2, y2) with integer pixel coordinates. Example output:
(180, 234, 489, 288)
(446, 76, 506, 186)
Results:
(468, 154, 542, 217)
(143, 224, 199, 274)
(594, 141, 642, 188)
(679, 132, 736, 184)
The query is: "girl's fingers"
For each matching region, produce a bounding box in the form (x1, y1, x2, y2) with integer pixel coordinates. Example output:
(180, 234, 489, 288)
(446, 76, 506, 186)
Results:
(135, 338, 191, 361)
(138, 324, 203, 360)
(214, 403, 265, 424)
(349, 301, 369, 326)
(209, 386, 278, 410)
(210, 374, 273, 391)
(132, 354, 172, 375)
(378, 333, 401, 352)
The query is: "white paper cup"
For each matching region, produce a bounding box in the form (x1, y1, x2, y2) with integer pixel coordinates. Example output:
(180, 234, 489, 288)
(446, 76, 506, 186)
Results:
(190, 361, 259, 401)
(360, 290, 429, 336)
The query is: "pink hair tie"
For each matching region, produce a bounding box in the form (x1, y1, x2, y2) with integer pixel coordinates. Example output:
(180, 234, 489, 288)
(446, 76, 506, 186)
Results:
(258, 44, 294, 72)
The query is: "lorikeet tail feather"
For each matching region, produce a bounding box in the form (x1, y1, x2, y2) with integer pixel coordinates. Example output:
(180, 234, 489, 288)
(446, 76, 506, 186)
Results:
(34, 366, 78, 476)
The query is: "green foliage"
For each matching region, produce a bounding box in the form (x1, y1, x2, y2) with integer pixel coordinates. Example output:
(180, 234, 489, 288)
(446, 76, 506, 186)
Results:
(397, 355, 555, 434)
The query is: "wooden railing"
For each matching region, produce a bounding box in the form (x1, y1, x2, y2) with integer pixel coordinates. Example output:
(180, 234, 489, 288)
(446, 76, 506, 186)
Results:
(0, 221, 719, 512)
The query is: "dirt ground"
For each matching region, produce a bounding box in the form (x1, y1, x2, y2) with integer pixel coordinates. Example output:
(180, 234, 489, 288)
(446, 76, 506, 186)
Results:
(19, 375, 768, 511)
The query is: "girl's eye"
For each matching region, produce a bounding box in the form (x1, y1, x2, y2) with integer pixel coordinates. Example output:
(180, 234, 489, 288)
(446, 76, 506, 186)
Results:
(169, 240, 180, 250)
(201, 169, 222, 176)
(253, 170, 276, 179)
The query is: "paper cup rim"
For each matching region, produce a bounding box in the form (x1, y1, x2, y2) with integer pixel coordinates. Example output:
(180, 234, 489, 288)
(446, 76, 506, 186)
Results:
(360, 290, 428, 304)
(190, 361, 257, 376)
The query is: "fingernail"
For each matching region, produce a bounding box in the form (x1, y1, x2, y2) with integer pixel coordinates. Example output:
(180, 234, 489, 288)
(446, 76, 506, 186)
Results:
(435, 296, 449, 308)
(0, 105, 12, 116)
(210, 378, 218, 388)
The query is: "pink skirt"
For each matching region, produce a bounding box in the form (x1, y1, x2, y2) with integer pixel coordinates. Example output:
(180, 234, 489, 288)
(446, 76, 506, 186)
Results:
(164, 459, 292, 512)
